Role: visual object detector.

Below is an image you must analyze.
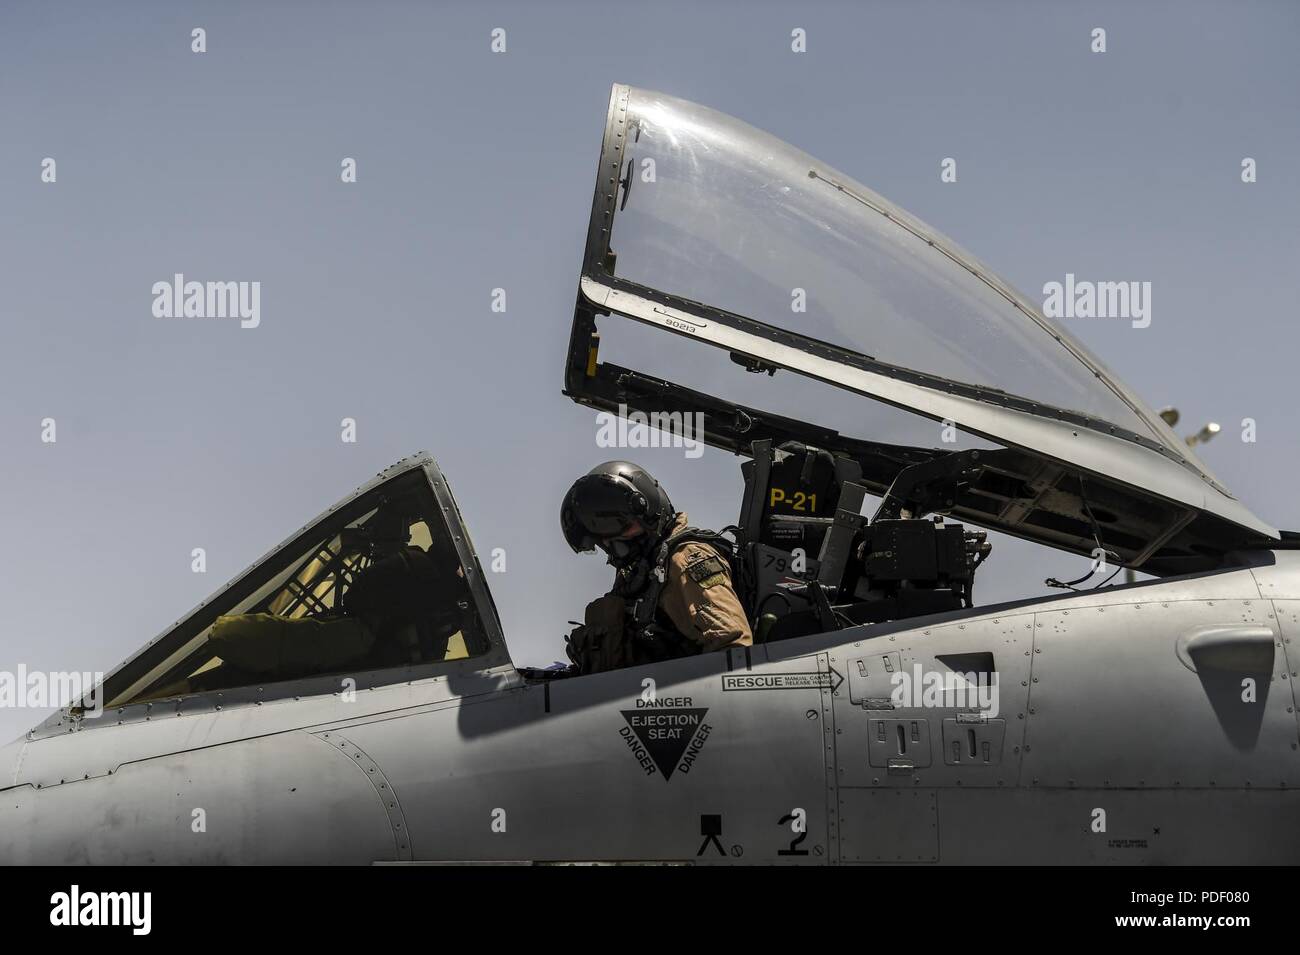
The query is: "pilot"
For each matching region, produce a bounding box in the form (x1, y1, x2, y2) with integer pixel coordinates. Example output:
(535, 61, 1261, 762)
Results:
(560, 461, 752, 674)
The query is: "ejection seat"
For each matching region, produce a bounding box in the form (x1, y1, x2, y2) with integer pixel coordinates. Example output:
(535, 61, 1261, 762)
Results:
(735, 440, 865, 641)
(735, 440, 988, 642)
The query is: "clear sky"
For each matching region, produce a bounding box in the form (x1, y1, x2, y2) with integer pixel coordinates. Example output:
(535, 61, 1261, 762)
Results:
(2, 0, 1298, 742)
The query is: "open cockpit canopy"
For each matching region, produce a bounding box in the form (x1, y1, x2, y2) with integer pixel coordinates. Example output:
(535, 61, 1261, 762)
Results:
(566, 84, 1277, 575)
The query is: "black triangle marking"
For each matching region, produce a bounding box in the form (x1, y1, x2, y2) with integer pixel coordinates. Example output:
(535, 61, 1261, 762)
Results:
(621, 708, 709, 780)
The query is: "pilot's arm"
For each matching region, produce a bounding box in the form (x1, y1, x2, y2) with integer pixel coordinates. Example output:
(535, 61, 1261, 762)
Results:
(659, 542, 753, 651)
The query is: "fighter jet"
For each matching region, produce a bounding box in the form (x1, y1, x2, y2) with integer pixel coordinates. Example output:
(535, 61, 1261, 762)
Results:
(3, 84, 1297, 865)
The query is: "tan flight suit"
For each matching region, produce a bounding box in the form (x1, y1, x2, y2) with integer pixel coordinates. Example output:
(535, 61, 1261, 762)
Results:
(656, 513, 753, 651)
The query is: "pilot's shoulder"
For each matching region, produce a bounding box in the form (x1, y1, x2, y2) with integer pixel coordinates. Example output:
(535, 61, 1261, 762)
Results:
(669, 540, 730, 587)
(669, 539, 722, 567)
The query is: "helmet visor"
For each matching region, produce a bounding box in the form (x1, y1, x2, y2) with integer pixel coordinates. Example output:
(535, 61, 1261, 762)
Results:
(561, 475, 644, 552)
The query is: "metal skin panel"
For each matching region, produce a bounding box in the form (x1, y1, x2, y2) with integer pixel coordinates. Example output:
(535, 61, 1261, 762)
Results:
(11, 668, 512, 790)
(839, 790, 938, 863)
(1250, 550, 1300, 600)
(0, 731, 397, 864)
(825, 563, 1299, 863)
(335, 649, 833, 864)
(1262, 600, 1300, 741)
(1023, 599, 1300, 790)
(931, 789, 1300, 865)
(831, 616, 1033, 790)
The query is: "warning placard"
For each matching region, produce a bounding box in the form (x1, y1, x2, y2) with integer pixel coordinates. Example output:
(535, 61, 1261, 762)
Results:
(721, 670, 841, 692)
(620, 706, 711, 780)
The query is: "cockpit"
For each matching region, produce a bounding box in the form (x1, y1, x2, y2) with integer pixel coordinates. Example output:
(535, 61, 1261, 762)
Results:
(101, 471, 494, 710)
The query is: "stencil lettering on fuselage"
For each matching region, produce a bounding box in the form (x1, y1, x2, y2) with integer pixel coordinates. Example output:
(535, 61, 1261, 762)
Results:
(620, 696, 711, 780)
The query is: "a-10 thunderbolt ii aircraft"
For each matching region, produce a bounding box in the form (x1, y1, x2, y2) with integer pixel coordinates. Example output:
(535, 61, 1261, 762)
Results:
(4, 84, 1298, 865)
